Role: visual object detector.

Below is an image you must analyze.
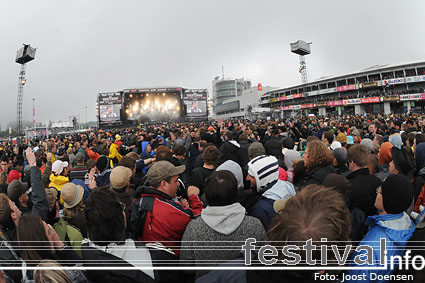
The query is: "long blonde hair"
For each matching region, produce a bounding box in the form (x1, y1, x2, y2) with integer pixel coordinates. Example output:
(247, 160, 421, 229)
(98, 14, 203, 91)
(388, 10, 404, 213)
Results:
(34, 260, 72, 283)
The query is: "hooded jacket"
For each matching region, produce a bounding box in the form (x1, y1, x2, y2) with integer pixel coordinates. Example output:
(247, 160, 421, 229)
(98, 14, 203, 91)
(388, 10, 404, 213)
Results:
(219, 140, 249, 169)
(49, 174, 69, 192)
(216, 160, 244, 190)
(140, 142, 154, 159)
(107, 142, 122, 167)
(249, 180, 296, 229)
(346, 212, 415, 283)
(181, 203, 266, 278)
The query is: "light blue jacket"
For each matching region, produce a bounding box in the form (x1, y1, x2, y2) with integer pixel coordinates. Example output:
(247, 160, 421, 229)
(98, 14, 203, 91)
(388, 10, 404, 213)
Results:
(346, 212, 415, 283)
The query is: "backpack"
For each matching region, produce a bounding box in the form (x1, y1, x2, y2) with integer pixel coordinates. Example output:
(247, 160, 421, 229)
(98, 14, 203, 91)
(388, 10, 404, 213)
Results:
(53, 218, 83, 258)
(128, 196, 155, 240)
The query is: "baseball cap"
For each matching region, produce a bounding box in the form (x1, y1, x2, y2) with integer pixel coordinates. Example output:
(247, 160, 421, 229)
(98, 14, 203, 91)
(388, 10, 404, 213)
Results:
(330, 141, 342, 150)
(61, 183, 84, 209)
(52, 160, 69, 175)
(8, 170, 22, 183)
(147, 161, 185, 186)
(347, 136, 354, 145)
(351, 129, 361, 136)
(7, 180, 28, 203)
(110, 166, 132, 190)
(273, 199, 288, 214)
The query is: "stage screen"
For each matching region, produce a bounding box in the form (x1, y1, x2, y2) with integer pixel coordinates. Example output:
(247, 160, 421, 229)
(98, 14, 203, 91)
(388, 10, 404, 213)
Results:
(98, 92, 122, 123)
(184, 89, 208, 117)
(185, 100, 207, 115)
(99, 104, 121, 121)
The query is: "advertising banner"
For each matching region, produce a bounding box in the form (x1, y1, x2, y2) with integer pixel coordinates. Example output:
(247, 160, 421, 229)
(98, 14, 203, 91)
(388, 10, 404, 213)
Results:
(293, 93, 303, 99)
(337, 85, 355, 92)
(400, 94, 422, 101)
(360, 97, 381, 103)
(360, 82, 378, 88)
(327, 100, 344, 106)
(316, 102, 328, 107)
(301, 103, 314, 109)
(382, 96, 400, 102)
(383, 78, 405, 85)
(343, 98, 361, 105)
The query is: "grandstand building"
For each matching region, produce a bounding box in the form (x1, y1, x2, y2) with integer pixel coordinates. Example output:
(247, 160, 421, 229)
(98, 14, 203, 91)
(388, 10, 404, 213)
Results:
(259, 61, 425, 118)
(214, 84, 276, 120)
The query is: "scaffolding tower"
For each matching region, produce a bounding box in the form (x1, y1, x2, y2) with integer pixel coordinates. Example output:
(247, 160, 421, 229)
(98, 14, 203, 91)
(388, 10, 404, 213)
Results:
(15, 44, 36, 135)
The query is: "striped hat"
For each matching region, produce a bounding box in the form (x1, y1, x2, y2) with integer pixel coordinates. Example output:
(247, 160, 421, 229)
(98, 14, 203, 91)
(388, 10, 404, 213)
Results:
(247, 155, 279, 192)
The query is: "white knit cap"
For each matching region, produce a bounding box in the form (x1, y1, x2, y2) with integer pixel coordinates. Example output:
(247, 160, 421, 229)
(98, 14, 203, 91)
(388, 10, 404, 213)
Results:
(247, 155, 279, 192)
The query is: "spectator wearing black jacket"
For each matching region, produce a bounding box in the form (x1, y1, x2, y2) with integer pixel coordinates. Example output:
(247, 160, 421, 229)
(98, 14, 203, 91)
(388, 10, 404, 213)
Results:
(347, 144, 381, 217)
(190, 145, 220, 197)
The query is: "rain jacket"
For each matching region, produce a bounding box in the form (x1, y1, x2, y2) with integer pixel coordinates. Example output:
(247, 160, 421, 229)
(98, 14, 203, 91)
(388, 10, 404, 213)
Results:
(107, 143, 122, 167)
(49, 174, 69, 192)
(249, 180, 296, 229)
(346, 212, 415, 282)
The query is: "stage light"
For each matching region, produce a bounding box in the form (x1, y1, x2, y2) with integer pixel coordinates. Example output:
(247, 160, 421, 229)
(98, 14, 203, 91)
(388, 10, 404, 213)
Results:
(175, 100, 178, 104)
(163, 93, 166, 96)
(132, 105, 138, 112)
(177, 107, 180, 111)
(125, 109, 129, 114)
(146, 93, 149, 97)
(130, 94, 133, 98)
(144, 104, 149, 110)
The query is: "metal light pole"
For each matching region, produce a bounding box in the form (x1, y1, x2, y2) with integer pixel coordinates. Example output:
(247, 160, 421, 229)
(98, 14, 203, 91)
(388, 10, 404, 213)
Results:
(15, 44, 36, 136)
(85, 106, 88, 127)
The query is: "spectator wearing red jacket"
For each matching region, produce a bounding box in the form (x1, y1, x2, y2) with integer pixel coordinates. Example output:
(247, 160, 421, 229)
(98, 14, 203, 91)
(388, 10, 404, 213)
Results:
(135, 161, 204, 256)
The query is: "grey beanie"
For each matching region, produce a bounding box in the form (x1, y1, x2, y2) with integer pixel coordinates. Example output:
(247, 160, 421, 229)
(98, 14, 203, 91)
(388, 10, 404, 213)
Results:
(248, 142, 266, 159)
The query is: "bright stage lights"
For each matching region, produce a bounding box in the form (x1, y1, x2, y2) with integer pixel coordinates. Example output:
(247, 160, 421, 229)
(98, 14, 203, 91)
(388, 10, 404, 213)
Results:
(132, 105, 138, 112)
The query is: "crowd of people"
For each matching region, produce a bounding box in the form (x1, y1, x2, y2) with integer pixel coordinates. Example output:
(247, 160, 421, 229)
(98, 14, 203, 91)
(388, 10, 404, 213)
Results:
(1, 113, 425, 282)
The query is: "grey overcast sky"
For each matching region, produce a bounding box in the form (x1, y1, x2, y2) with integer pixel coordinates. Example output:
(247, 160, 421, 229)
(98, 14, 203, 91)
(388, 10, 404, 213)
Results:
(1, 0, 424, 128)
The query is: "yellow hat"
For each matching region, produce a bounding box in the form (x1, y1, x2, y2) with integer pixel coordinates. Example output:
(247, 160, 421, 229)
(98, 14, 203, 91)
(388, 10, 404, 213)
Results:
(115, 134, 121, 141)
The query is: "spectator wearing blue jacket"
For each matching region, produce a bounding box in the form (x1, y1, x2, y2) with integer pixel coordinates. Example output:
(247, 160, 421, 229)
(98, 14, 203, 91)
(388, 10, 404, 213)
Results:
(346, 174, 415, 283)
(245, 155, 296, 230)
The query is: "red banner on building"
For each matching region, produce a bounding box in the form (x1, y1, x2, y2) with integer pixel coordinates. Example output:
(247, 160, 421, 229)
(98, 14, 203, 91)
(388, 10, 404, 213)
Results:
(337, 85, 355, 92)
(360, 97, 381, 103)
